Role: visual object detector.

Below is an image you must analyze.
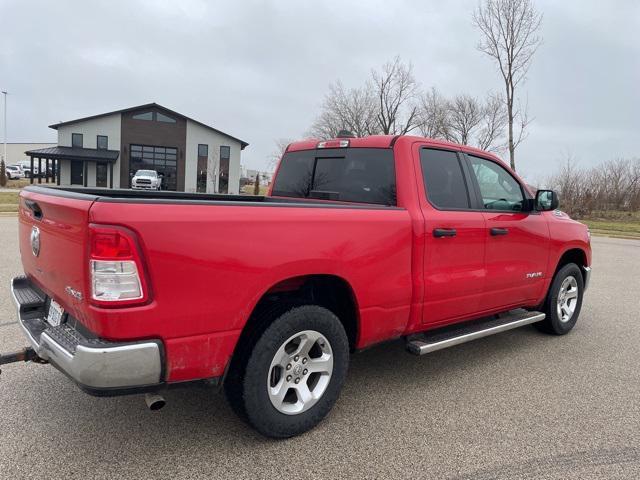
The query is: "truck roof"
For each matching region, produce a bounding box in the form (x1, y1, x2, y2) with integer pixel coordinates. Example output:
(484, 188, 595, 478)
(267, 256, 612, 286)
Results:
(286, 135, 504, 164)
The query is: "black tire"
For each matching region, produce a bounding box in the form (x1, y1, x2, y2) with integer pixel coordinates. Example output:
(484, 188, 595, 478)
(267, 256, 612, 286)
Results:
(224, 301, 296, 421)
(535, 263, 584, 335)
(225, 305, 349, 438)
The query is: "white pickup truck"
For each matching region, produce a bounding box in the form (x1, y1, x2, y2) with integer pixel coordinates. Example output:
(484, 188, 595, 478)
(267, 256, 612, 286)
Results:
(131, 169, 162, 190)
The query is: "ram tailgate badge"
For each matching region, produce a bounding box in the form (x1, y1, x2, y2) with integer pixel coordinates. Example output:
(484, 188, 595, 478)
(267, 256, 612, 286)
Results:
(30, 226, 40, 257)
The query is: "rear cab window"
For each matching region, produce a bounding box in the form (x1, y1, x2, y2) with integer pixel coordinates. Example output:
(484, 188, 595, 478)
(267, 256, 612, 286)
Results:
(272, 148, 397, 206)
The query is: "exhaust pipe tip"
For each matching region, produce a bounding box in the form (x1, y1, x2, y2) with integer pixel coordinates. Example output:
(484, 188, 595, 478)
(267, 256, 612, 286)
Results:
(144, 393, 166, 411)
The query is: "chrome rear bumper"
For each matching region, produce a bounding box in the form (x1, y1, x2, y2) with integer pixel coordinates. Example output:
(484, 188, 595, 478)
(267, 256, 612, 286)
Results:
(11, 276, 163, 394)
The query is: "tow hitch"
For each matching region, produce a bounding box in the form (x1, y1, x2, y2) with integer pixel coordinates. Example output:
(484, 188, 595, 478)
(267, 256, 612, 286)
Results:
(0, 347, 47, 375)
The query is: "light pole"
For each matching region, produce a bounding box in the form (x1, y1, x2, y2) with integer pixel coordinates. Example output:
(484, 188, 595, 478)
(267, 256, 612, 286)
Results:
(1, 91, 6, 169)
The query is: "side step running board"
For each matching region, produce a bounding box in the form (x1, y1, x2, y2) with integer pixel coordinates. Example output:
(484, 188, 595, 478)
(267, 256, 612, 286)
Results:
(406, 310, 545, 355)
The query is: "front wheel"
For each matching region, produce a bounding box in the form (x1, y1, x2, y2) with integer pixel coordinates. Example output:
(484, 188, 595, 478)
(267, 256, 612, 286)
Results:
(536, 263, 584, 335)
(227, 305, 349, 438)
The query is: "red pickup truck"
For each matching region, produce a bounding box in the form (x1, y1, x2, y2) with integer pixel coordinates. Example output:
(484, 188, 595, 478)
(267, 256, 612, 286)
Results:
(3, 134, 591, 438)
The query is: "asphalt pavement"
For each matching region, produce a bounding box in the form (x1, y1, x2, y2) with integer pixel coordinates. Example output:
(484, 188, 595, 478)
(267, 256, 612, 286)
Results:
(0, 217, 638, 479)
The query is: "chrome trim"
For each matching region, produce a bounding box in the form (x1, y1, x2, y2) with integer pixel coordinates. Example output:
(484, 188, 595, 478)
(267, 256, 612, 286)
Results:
(582, 266, 591, 292)
(582, 266, 592, 291)
(408, 311, 545, 355)
(10, 277, 162, 389)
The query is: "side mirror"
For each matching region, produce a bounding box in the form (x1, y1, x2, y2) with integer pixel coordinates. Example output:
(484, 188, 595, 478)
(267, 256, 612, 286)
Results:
(535, 189, 559, 211)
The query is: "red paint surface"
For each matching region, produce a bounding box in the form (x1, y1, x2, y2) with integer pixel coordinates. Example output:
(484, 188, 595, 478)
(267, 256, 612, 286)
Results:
(18, 135, 591, 383)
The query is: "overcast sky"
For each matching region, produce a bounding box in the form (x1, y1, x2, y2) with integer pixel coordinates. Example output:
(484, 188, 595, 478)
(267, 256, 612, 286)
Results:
(1, 0, 638, 180)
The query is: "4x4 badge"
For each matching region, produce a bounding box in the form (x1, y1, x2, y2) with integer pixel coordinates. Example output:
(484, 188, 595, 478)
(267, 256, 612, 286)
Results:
(65, 286, 83, 301)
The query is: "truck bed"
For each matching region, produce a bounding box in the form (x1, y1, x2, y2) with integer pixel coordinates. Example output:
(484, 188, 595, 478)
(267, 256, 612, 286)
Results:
(18, 184, 414, 382)
(27, 186, 393, 210)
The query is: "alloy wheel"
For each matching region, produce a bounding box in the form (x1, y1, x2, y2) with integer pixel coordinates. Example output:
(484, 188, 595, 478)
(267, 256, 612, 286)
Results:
(557, 275, 579, 323)
(267, 330, 333, 415)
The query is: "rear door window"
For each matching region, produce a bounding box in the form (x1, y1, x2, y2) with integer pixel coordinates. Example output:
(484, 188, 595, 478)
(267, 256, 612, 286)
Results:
(420, 148, 470, 209)
(272, 149, 396, 205)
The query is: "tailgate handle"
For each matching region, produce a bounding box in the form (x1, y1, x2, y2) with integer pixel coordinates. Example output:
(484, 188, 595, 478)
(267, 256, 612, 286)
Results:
(24, 200, 43, 220)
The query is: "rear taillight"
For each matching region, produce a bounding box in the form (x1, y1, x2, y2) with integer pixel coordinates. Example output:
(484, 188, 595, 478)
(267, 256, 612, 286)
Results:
(89, 225, 148, 306)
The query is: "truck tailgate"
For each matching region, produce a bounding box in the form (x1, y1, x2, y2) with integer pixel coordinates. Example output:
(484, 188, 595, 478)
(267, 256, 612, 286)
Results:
(18, 189, 95, 324)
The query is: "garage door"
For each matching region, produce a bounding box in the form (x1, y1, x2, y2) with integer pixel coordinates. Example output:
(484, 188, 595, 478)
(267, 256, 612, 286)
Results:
(130, 144, 178, 191)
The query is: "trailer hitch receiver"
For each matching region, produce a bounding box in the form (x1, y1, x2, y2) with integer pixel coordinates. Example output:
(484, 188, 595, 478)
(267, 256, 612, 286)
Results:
(0, 347, 47, 375)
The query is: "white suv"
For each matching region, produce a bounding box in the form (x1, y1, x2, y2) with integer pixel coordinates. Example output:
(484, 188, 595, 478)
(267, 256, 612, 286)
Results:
(6, 165, 24, 179)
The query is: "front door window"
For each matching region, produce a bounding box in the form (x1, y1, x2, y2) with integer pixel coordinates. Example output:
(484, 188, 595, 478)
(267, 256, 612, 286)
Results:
(468, 156, 525, 211)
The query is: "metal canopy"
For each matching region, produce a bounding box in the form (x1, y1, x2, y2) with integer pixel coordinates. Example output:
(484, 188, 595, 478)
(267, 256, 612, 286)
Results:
(24, 146, 118, 188)
(24, 146, 119, 163)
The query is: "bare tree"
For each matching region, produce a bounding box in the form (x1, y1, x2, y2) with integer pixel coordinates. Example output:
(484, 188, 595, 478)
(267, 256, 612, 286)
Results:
(371, 57, 420, 135)
(547, 155, 640, 216)
(546, 153, 584, 215)
(308, 82, 377, 139)
(476, 92, 508, 151)
(207, 149, 219, 193)
(473, 0, 542, 170)
(417, 89, 506, 151)
(446, 94, 484, 145)
(268, 138, 294, 170)
(253, 173, 261, 195)
(417, 87, 450, 139)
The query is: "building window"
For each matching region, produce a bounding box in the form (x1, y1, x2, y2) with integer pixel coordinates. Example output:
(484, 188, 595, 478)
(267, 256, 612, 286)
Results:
(97, 135, 108, 150)
(132, 111, 177, 123)
(157, 112, 176, 123)
(219, 146, 230, 194)
(132, 111, 153, 121)
(197, 144, 208, 193)
(96, 162, 108, 187)
(70, 160, 83, 185)
(129, 144, 178, 191)
(72, 133, 83, 148)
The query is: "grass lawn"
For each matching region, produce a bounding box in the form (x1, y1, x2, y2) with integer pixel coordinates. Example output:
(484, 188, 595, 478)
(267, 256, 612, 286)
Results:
(578, 211, 640, 239)
(0, 190, 19, 213)
(240, 184, 269, 195)
(7, 179, 30, 189)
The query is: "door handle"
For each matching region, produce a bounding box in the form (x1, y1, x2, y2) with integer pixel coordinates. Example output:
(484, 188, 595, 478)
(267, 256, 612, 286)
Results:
(490, 227, 509, 236)
(433, 228, 457, 238)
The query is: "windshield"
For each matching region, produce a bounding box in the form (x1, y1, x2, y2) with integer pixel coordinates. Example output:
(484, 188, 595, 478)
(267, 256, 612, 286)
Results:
(272, 148, 396, 206)
(135, 170, 157, 177)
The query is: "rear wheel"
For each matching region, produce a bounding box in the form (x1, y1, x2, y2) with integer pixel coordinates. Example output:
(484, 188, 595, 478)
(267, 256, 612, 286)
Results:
(536, 263, 584, 335)
(225, 305, 349, 438)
